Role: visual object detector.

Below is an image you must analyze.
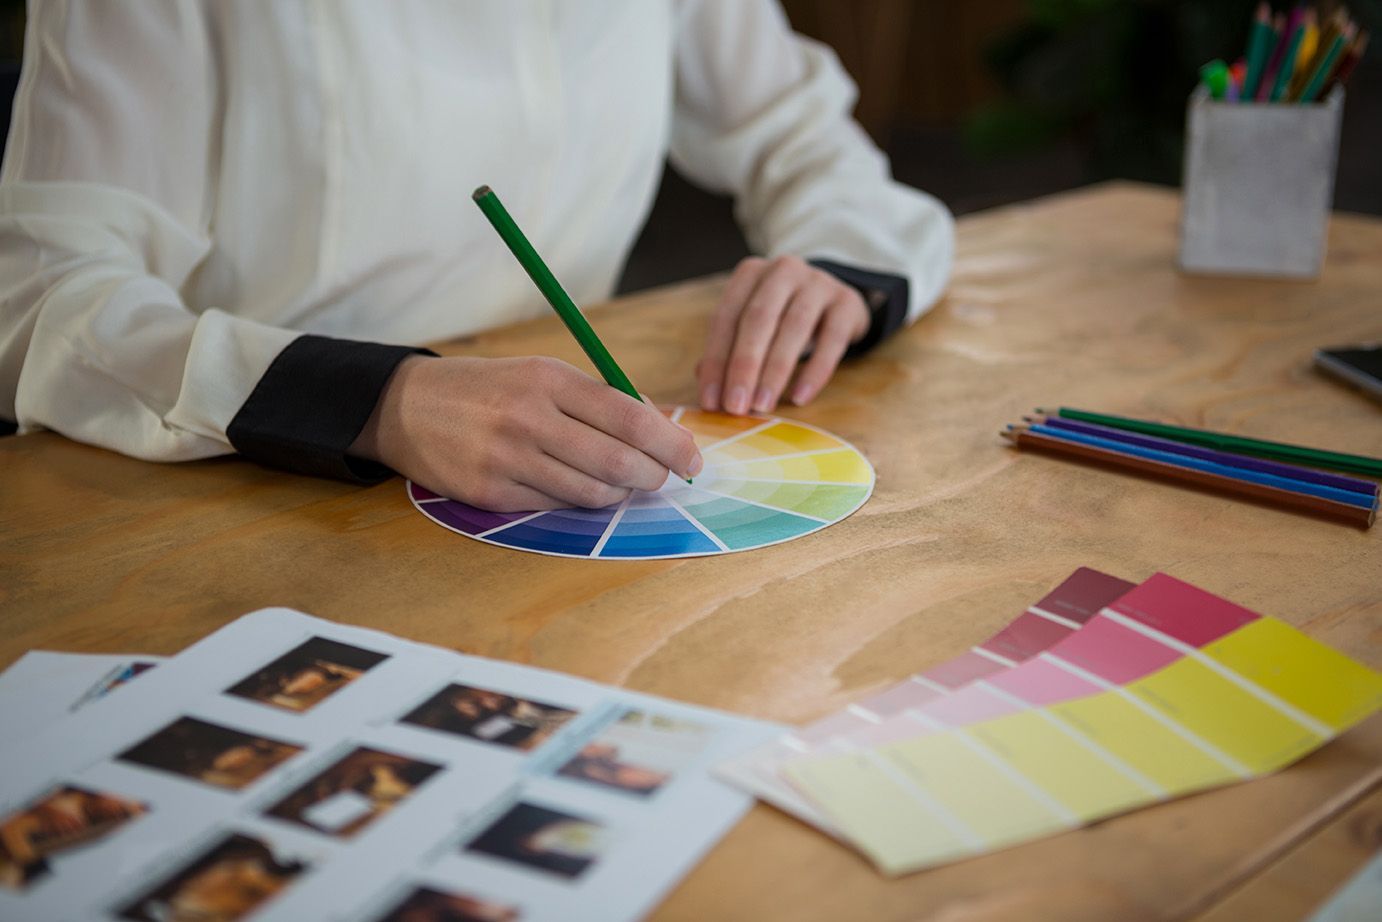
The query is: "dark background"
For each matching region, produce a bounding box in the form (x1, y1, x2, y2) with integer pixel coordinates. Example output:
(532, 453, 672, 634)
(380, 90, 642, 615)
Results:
(621, 0, 1382, 293)
(2, 1, 1377, 296)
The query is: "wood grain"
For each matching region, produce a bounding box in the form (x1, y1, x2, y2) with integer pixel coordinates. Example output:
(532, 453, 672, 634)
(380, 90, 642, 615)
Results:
(1, 182, 1379, 920)
(1191, 782, 1382, 922)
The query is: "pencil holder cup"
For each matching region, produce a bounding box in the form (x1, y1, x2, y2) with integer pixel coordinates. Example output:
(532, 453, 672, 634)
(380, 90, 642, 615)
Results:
(1179, 86, 1343, 279)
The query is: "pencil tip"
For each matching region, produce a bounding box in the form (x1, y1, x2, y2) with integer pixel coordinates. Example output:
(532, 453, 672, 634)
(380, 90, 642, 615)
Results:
(472, 185, 492, 201)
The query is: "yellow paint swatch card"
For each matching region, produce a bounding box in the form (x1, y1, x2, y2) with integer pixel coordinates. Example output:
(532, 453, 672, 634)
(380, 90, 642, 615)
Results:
(782, 578, 1382, 876)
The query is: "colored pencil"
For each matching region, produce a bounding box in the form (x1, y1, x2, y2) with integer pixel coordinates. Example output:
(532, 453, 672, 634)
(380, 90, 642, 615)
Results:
(1299, 24, 1354, 102)
(1258, 10, 1295, 101)
(473, 185, 640, 401)
(1323, 30, 1368, 94)
(1036, 408, 1382, 477)
(1022, 424, 1375, 508)
(1026, 415, 1380, 498)
(1270, 9, 1314, 102)
(1242, 2, 1275, 99)
(1002, 427, 1376, 527)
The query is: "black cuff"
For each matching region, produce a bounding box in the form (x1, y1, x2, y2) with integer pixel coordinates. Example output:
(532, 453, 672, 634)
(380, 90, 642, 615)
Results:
(227, 334, 435, 484)
(810, 258, 910, 357)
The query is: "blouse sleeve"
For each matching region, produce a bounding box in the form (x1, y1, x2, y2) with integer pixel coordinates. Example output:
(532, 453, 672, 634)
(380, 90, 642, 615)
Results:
(668, 0, 955, 335)
(0, 0, 299, 461)
(0, 1, 424, 482)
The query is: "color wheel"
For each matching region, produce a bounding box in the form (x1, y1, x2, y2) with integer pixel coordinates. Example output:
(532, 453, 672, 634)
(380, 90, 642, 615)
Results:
(407, 407, 875, 559)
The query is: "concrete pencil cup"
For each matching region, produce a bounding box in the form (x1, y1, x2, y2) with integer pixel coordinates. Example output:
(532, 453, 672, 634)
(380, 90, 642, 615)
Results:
(1179, 86, 1343, 279)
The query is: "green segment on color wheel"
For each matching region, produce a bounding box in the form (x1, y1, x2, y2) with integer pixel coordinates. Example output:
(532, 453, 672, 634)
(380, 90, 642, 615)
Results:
(472, 185, 641, 401)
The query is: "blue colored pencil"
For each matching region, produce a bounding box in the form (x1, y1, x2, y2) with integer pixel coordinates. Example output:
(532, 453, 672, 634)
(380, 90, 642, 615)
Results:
(1025, 424, 1376, 509)
(1030, 416, 1379, 498)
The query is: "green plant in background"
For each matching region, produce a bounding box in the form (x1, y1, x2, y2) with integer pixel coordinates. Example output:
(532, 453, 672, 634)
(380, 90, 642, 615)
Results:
(968, 0, 1381, 184)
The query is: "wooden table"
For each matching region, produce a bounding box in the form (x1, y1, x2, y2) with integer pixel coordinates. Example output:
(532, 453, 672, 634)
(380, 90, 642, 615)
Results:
(2, 183, 1379, 921)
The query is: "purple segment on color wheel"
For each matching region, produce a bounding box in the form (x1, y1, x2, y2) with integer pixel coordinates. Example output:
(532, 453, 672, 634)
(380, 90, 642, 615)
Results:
(424, 501, 531, 536)
(408, 483, 443, 502)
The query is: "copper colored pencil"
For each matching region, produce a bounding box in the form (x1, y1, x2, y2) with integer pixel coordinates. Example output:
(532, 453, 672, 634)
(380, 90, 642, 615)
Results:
(1002, 427, 1375, 527)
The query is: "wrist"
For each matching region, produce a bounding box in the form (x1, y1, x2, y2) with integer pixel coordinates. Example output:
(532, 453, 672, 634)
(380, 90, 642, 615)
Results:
(350, 354, 429, 465)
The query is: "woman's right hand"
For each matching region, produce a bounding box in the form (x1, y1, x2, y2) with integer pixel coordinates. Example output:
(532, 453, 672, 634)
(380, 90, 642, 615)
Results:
(351, 356, 702, 512)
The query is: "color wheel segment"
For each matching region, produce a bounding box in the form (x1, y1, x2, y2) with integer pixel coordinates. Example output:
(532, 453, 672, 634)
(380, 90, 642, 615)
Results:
(408, 408, 875, 559)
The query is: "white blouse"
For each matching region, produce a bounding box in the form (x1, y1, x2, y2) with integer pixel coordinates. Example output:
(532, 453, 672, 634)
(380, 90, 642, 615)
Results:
(0, 0, 953, 462)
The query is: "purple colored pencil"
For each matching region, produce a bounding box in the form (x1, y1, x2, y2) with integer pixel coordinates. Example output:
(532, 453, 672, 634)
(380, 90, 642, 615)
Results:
(1257, 9, 1295, 101)
(1034, 416, 1380, 497)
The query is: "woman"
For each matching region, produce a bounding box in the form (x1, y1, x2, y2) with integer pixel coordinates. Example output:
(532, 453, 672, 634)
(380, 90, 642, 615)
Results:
(0, 1, 952, 511)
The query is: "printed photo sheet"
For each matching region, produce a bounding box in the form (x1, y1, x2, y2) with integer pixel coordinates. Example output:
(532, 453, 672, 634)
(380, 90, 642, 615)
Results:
(0, 609, 778, 921)
(0, 652, 163, 744)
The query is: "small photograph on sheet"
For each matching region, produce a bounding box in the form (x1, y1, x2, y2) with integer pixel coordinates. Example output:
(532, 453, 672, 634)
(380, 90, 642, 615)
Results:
(115, 831, 308, 922)
(264, 747, 442, 838)
(399, 684, 578, 752)
(464, 802, 610, 880)
(117, 717, 302, 791)
(555, 709, 713, 798)
(225, 637, 389, 713)
(0, 785, 148, 891)
(368, 885, 521, 922)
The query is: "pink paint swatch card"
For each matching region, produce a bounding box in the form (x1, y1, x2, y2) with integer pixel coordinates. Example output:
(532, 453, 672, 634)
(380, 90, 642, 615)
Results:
(812, 572, 1263, 751)
(783, 576, 1382, 876)
(714, 567, 1136, 829)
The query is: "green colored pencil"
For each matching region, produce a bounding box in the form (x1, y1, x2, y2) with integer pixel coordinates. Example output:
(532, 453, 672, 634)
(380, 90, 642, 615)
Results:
(473, 185, 691, 484)
(473, 185, 639, 399)
(1038, 408, 1382, 478)
(1269, 12, 1311, 102)
(1298, 26, 1352, 102)
(1242, 2, 1275, 100)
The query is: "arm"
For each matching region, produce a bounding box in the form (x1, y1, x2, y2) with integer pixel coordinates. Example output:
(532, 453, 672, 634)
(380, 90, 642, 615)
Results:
(671, 0, 955, 413)
(0, 1, 421, 480)
(0, 1, 698, 503)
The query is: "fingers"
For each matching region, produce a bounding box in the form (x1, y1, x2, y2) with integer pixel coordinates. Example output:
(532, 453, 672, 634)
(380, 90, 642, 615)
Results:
(544, 413, 671, 493)
(552, 369, 702, 480)
(699, 257, 766, 411)
(754, 286, 830, 412)
(516, 452, 631, 510)
(720, 256, 807, 415)
(789, 298, 861, 407)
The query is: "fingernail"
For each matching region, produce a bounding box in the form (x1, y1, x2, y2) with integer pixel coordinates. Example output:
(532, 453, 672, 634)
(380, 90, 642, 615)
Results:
(726, 386, 749, 415)
(752, 386, 775, 413)
(791, 383, 814, 406)
(701, 382, 720, 411)
(687, 453, 704, 477)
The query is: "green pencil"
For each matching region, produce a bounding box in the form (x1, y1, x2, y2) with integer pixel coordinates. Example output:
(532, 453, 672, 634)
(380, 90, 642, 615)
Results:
(1039, 408, 1382, 478)
(1269, 11, 1311, 102)
(1242, 2, 1274, 100)
(473, 185, 691, 483)
(474, 185, 639, 399)
(1298, 26, 1352, 103)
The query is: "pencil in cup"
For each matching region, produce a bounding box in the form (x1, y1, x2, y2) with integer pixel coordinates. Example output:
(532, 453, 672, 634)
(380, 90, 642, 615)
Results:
(1025, 415, 1380, 499)
(1001, 426, 1377, 527)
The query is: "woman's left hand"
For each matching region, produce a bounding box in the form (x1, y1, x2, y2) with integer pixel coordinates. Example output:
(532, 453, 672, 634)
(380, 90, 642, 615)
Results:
(696, 255, 870, 415)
